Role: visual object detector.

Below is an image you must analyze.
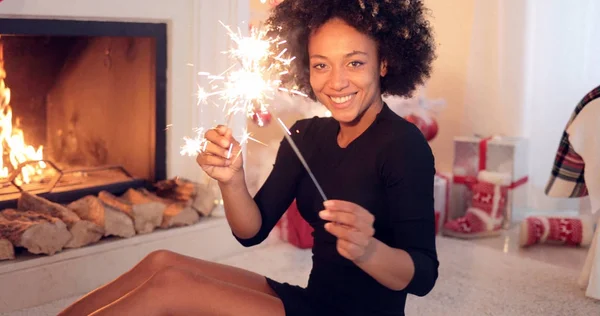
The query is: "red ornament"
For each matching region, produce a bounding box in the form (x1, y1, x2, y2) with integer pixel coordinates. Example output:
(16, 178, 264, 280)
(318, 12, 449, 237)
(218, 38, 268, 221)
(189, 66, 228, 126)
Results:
(406, 114, 438, 141)
(251, 109, 272, 127)
(269, 0, 285, 6)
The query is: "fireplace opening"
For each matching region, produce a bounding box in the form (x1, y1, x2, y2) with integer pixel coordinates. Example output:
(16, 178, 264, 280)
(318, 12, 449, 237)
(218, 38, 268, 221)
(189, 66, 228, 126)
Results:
(0, 19, 218, 263)
(0, 19, 167, 208)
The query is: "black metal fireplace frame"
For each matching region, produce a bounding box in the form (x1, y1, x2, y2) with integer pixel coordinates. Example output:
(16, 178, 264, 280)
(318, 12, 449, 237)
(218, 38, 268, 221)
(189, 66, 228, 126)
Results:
(0, 18, 167, 207)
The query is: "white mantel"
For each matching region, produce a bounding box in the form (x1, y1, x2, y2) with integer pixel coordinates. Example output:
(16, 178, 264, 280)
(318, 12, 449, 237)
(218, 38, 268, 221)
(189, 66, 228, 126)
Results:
(0, 0, 250, 183)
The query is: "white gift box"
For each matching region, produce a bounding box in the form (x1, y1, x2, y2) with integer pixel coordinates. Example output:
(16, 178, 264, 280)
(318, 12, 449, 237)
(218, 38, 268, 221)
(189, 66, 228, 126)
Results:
(450, 136, 529, 227)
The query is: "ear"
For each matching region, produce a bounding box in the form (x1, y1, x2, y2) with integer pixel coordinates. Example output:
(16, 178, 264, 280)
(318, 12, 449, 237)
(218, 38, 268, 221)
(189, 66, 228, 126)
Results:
(380, 60, 388, 77)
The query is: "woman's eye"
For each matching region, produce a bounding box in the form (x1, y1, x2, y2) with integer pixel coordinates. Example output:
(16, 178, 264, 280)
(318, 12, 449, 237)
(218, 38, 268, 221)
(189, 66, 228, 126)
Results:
(349, 61, 364, 68)
(313, 63, 326, 70)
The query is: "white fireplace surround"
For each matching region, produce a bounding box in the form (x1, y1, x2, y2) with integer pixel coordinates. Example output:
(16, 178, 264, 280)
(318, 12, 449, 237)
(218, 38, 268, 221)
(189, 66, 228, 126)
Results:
(0, 0, 252, 313)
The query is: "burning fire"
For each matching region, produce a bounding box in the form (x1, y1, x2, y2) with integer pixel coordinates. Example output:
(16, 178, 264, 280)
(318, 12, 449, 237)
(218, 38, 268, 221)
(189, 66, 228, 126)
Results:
(0, 37, 46, 185)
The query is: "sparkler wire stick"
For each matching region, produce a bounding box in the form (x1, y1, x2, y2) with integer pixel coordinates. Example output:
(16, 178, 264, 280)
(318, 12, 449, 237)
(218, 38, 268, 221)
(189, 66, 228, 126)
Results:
(275, 116, 327, 202)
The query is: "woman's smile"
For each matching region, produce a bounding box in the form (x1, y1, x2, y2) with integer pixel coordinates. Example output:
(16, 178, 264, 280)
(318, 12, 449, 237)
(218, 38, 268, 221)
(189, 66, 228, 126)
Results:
(328, 92, 358, 109)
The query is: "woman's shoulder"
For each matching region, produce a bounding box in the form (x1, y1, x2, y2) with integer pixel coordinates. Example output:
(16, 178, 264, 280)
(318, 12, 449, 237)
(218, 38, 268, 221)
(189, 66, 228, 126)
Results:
(370, 108, 434, 171)
(289, 115, 335, 140)
(377, 107, 429, 149)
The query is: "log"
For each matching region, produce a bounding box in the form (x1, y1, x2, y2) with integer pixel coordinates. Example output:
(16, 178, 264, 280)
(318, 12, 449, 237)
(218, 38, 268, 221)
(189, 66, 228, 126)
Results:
(122, 188, 200, 228)
(18, 192, 80, 226)
(18, 192, 104, 248)
(0, 238, 15, 260)
(98, 191, 133, 218)
(154, 178, 195, 201)
(66, 220, 104, 248)
(154, 178, 217, 217)
(191, 182, 218, 217)
(66, 195, 104, 227)
(105, 206, 136, 238)
(161, 202, 200, 228)
(0, 209, 71, 255)
(67, 195, 135, 238)
(99, 191, 162, 234)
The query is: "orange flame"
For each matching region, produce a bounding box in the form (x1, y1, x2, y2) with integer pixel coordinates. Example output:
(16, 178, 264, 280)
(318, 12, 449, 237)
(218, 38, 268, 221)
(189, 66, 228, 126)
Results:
(0, 38, 46, 185)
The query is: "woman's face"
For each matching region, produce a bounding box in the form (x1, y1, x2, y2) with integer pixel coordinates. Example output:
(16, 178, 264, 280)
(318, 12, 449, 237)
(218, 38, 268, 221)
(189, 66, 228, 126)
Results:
(308, 18, 387, 124)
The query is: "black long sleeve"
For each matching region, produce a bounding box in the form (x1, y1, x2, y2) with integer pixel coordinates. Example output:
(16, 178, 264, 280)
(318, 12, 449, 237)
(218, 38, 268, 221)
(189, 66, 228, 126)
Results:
(379, 125, 439, 296)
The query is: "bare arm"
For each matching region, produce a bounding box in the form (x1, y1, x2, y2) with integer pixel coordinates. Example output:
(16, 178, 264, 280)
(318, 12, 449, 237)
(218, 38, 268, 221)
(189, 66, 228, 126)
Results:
(196, 126, 262, 239)
(199, 120, 310, 247)
(218, 172, 263, 239)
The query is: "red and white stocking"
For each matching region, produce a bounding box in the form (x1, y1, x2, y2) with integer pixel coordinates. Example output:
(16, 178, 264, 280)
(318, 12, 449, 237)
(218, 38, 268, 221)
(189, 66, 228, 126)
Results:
(519, 215, 595, 247)
(443, 171, 511, 239)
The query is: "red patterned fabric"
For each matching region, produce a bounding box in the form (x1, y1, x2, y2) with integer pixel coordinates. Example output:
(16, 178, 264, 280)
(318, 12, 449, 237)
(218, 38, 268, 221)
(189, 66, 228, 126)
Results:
(443, 177, 507, 236)
(545, 85, 600, 198)
(522, 216, 584, 246)
(443, 212, 485, 234)
(471, 181, 508, 211)
(525, 217, 545, 246)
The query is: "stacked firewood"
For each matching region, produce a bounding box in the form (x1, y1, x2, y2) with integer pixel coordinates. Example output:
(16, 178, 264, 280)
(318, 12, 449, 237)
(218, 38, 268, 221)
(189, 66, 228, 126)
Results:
(0, 178, 217, 260)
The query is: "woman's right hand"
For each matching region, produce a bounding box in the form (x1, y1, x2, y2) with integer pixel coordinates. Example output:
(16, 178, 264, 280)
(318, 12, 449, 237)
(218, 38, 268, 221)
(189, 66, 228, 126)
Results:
(196, 125, 244, 185)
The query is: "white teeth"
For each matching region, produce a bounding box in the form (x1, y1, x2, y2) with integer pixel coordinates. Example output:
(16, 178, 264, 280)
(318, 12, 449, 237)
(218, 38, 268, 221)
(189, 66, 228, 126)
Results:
(330, 94, 353, 104)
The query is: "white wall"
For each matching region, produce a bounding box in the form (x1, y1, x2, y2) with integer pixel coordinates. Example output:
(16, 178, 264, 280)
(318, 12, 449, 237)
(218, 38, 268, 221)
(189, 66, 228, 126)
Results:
(460, 0, 600, 213)
(423, 0, 476, 173)
(522, 0, 600, 212)
(462, 0, 528, 137)
(0, 0, 250, 184)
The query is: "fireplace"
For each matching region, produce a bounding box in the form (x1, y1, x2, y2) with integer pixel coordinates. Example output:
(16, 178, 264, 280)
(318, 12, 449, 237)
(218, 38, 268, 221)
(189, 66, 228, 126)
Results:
(0, 18, 167, 209)
(0, 18, 196, 261)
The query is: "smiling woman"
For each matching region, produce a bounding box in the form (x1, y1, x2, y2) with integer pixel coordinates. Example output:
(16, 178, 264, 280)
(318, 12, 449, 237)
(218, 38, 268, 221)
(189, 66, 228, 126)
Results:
(307, 18, 388, 144)
(57, 1, 438, 316)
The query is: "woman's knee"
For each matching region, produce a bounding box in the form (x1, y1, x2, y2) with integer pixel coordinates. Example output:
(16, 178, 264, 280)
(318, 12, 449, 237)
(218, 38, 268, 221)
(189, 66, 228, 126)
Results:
(149, 266, 187, 288)
(148, 266, 210, 292)
(141, 250, 180, 271)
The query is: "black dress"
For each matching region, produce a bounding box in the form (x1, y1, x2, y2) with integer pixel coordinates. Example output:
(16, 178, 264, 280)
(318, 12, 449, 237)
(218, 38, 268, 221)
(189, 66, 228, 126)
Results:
(235, 103, 439, 316)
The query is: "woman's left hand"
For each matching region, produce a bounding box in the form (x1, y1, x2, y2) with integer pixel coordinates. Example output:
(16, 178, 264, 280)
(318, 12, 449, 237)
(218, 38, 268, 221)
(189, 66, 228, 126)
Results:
(319, 200, 376, 263)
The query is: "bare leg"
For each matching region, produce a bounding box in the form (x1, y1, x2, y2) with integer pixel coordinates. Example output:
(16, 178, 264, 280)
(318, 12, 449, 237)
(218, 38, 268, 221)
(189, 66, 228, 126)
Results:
(58, 250, 277, 316)
(89, 266, 285, 316)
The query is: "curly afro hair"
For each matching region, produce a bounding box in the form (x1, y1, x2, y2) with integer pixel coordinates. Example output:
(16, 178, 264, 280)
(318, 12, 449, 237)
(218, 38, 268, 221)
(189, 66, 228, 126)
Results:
(266, 0, 436, 100)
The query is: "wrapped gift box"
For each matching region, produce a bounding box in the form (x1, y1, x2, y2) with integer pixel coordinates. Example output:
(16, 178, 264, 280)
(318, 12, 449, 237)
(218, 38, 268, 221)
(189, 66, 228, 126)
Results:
(434, 173, 450, 234)
(450, 136, 529, 228)
(276, 199, 314, 249)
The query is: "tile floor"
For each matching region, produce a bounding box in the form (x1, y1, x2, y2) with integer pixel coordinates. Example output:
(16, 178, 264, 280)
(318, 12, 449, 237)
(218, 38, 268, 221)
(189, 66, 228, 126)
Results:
(470, 224, 589, 271)
(3, 221, 596, 315)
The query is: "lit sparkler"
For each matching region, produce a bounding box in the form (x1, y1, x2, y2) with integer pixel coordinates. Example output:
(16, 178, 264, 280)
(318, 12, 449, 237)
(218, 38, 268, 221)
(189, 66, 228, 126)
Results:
(180, 22, 327, 201)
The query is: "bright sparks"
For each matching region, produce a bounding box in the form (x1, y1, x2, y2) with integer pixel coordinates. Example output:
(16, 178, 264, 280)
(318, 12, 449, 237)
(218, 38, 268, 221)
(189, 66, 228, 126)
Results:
(179, 22, 328, 201)
(181, 22, 300, 155)
(180, 127, 208, 157)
